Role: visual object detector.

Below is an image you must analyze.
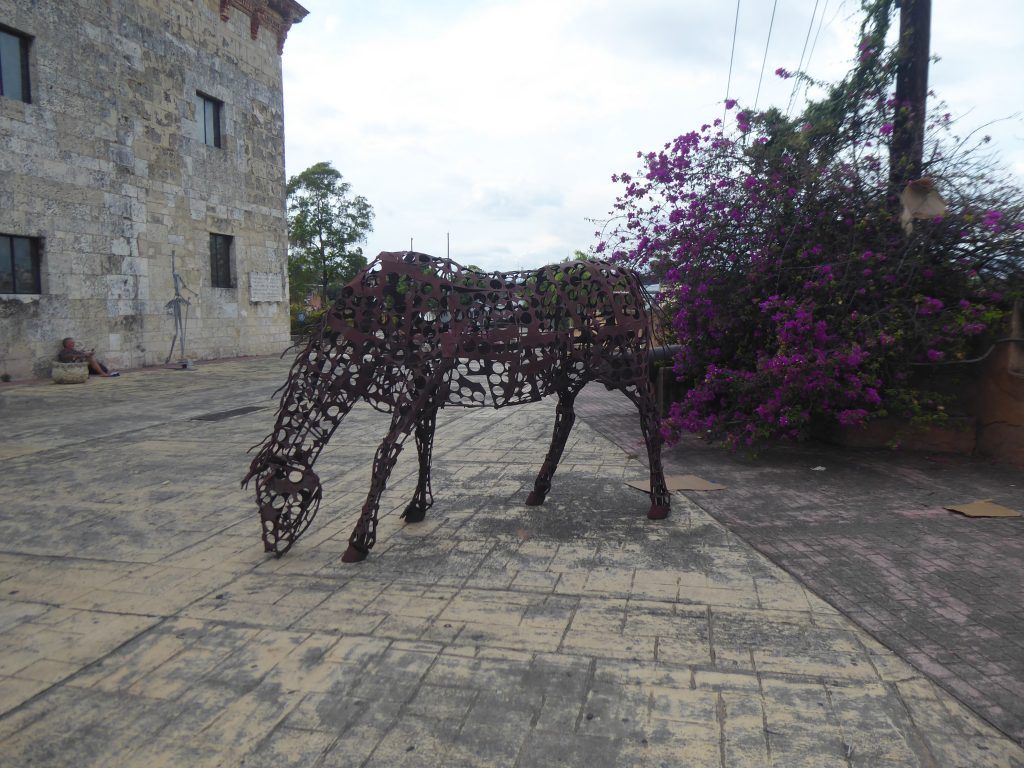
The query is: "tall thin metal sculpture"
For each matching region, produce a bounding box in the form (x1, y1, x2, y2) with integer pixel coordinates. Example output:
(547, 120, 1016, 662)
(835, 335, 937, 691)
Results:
(244, 251, 670, 562)
(165, 251, 194, 368)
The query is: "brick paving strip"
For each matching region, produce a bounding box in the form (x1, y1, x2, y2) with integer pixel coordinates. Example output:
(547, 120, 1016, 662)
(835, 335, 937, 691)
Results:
(577, 385, 1024, 750)
(0, 358, 1020, 766)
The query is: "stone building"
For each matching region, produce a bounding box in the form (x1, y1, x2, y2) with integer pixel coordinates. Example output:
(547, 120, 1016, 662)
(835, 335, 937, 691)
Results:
(0, 0, 308, 379)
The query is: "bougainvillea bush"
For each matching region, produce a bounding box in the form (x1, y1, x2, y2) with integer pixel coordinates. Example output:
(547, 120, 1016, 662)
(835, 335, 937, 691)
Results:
(597, 0, 1023, 447)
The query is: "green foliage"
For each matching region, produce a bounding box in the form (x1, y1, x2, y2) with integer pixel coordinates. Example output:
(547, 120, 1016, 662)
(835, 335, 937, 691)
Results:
(289, 302, 325, 335)
(561, 249, 591, 262)
(287, 161, 374, 303)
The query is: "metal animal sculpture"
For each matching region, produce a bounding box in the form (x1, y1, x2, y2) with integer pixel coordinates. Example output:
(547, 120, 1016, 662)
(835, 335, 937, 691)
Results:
(244, 251, 670, 562)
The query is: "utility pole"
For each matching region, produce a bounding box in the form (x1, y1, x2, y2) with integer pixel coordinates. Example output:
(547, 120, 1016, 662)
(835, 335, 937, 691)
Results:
(889, 0, 931, 189)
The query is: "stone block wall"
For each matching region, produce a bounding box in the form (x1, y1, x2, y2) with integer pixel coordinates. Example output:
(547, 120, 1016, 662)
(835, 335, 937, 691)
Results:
(0, 0, 307, 379)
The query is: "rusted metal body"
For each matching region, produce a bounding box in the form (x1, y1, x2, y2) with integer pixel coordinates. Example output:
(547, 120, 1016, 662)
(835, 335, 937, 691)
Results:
(244, 251, 669, 562)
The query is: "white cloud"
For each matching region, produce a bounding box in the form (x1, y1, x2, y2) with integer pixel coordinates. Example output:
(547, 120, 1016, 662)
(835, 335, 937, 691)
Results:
(283, 0, 1024, 271)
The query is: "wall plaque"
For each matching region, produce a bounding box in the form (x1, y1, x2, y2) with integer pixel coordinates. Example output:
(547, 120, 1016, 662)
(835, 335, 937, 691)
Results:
(249, 271, 283, 302)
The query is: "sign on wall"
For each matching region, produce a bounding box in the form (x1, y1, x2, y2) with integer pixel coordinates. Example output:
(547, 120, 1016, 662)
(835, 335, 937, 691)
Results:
(249, 272, 283, 302)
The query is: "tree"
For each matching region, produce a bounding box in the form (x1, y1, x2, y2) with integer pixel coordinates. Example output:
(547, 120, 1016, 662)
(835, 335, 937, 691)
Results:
(597, 0, 1023, 447)
(287, 162, 374, 303)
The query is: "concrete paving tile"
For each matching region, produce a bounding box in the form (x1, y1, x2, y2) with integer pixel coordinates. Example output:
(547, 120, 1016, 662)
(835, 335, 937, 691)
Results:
(363, 716, 461, 768)
(12, 658, 82, 685)
(460, 620, 564, 653)
(0, 675, 50, 713)
(592, 659, 690, 690)
(678, 584, 761, 609)
(444, 722, 525, 768)
(511, 569, 561, 592)
(561, 628, 656, 662)
(568, 597, 627, 632)
(657, 636, 715, 667)
(517, 729, 625, 768)
(646, 685, 719, 724)
(372, 612, 435, 641)
(577, 684, 652, 740)
(405, 683, 478, 720)
(693, 668, 762, 692)
(624, 603, 708, 639)
(753, 647, 879, 681)
(197, 683, 304, 750)
(180, 596, 312, 628)
(239, 725, 338, 768)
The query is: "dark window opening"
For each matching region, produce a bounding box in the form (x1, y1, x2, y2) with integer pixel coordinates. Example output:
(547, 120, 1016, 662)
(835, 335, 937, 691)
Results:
(0, 26, 31, 103)
(210, 233, 233, 288)
(0, 234, 41, 294)
(196, 92, 223, 147)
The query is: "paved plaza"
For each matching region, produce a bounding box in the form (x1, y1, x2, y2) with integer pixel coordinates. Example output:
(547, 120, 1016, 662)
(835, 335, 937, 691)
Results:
(0, 357, 1022, 767)
(578, 388, 1024, 747)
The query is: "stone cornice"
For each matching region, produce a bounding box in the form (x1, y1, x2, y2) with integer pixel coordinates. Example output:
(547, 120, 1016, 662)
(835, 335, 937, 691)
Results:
(219, 0, 310, 54)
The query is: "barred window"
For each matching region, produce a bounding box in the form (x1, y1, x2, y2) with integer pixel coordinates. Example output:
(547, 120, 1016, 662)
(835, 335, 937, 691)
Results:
(209, 233, 233, 288)
(0, 26, 31, 103)
(0, 234, 41, 294)
(196, 92, 223, 147)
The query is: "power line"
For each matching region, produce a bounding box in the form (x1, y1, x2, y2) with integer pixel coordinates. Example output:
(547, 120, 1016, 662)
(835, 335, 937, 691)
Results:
(801, 0, 830, 101)
(787, 0, 821, 115)
(753, 0, 780, 111)
(723, 0, 742, 122)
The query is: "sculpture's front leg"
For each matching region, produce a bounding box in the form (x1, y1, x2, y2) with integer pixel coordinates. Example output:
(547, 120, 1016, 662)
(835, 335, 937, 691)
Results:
(526, 386, 580, 505)
(343, 381, 443, 562)
(401, 402, 439, 523)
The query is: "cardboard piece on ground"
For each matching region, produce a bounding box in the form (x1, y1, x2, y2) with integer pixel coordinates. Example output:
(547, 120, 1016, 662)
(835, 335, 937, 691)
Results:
(944, 500, 1021, 518)
(626, 474, 726, 493)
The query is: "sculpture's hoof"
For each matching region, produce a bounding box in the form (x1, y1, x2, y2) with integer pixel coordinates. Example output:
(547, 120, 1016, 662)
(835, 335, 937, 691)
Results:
(341, 544, 368, 563)
(647, 504, 670, 520)
(525, 490, 545, 506)
(401, 503, 427, 523)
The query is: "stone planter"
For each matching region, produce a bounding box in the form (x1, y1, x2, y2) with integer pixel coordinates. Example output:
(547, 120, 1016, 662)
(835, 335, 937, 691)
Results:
(51, 361, 89, 384)
(831, 416, 977, 454)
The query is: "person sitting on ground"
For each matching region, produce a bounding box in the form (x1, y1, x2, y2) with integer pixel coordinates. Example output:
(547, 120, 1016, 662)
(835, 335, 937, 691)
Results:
(58, 337, 119, 377)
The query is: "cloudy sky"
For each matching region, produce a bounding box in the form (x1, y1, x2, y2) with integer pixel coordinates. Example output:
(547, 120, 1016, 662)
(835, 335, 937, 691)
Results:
(281, 0, 1023, 272)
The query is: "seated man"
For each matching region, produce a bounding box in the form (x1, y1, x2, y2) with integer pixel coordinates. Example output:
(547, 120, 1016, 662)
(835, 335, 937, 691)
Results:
(58, 337, 119, 377)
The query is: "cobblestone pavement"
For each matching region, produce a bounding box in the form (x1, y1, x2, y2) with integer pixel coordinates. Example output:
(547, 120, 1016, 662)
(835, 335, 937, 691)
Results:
(0, 358, 1021, 767)
(577, 385, 1024, 748)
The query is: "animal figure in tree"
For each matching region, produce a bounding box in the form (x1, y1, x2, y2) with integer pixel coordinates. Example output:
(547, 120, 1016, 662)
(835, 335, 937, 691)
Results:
(244, 251, 670, 562)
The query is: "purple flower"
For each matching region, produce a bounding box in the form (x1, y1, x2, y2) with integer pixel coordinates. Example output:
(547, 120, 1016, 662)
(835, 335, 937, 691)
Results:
(837, 409, 869, 426)
(926, 349, 945, 362)
(981, 210, 1003, 231)
(725, 99, 737, 110)
(879, 123, 894, 136)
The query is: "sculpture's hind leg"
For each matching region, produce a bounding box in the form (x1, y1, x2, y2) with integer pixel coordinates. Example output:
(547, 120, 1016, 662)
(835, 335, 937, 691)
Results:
(401, 402, 439, 523)
(622, 379, 671, 519)
(526, 386, 579, 506)
(343, 382, 441, 562)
